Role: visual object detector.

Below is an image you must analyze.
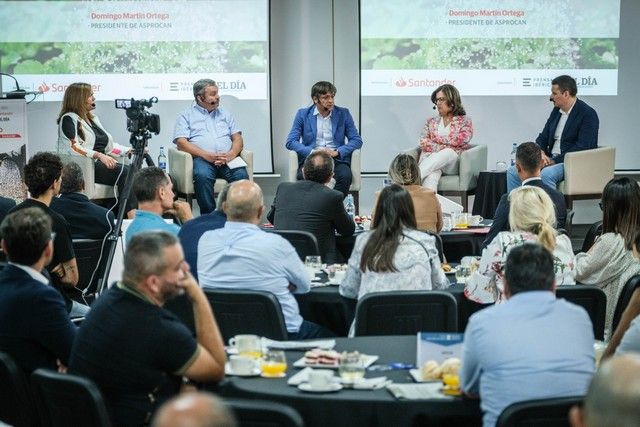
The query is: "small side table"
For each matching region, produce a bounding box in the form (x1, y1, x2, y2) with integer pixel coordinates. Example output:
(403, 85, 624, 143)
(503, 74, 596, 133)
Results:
(472, 170, 507, 219)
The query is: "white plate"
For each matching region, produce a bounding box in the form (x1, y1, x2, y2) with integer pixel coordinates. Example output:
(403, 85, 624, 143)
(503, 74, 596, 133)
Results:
(293, 354, 379, 369)
(225, 364, 261, 377)
(443, 267, 458, 275)
(298, 382, 343, 393)
(409, 369, 441, 383)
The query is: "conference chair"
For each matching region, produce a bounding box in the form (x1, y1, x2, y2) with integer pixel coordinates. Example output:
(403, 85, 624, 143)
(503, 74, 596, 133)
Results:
(558, 146, 615, 212)
(31, 369, 111, 427)
(57, 153, 126, 202)
(354, 291, 458, 336)
(496, 396, 583, 427)
(73, 239, 110, 294)
(580, 220, 603, 253)
(407, 145, 488, 212)
(169, 148, 254, 207)
(556, 285, 606, 340)
(288, 149, 361, 213)
(204, 288, 288, 342)
(0, 352, 38, 427)
(225, 398, 304, 427)
(266, 229, 320, 261)
(611, 274, 640, 333)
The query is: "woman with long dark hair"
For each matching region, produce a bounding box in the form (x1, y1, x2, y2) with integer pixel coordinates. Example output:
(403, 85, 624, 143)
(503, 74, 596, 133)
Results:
(339, 184, 448, 304)
(576, 177, 640, 339)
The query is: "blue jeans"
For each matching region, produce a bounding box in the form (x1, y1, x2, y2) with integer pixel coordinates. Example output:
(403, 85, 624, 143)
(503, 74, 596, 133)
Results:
(288, 320, 335, 340)
(193, 157, 249, 214)
(506, 163, 565, 193)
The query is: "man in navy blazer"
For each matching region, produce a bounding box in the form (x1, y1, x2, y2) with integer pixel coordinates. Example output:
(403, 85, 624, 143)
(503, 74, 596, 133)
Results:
(485, 142, 567, 247)
(507, 75, 599, 192)
(0, 207, 76, 373)
(285, 81, 363, 197)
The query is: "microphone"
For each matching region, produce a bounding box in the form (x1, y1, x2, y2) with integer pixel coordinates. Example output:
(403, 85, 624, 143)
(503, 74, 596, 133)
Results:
(433, 105, 436, 110)
(549, 97, 554, 102)
(91, 103, 96, 108)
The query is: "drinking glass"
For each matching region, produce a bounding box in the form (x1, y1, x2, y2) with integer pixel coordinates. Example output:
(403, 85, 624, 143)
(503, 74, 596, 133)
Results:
(454, 213, 469, 228)
(338, 351, 365, 384)
(305, 255, 322, 280)
(455, 266, 471, 284)
(495, 161, 508, 172)
(261, 350, 287, 378)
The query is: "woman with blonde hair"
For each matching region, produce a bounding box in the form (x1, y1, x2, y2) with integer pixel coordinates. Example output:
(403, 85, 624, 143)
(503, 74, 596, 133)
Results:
(372, 154, 442, 232)
(417, 84, 473, 190)
(57, 82, 135, 214)
(465, 185, 576, 304)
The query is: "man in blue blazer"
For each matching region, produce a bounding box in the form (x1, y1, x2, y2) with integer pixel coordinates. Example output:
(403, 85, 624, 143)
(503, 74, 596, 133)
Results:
(507, 75, 599, 192)
(285, 81, 363, 197)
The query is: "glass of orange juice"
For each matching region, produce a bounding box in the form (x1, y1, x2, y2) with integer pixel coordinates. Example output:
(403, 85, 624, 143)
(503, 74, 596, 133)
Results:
(261, 350, 287, 378)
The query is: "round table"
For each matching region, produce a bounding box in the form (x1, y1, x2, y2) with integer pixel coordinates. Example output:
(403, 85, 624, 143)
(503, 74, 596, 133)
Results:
(217, 336, 482, 427)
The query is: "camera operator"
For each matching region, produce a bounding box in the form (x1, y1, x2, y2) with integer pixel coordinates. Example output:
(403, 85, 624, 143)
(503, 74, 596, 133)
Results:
(57, 82, 136, 217)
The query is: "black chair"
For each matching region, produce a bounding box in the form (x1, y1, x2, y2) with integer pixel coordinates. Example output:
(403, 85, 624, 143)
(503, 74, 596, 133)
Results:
(164, 293, 196, 334)
(31, 369, 111, 427)
(72, 238, 110, 295)
(611, 274, 640, 333)
(266, 230, 320, 261)
(496, 396, 583, 427)
(354, 291, 458, 336)
(204, 289, 288, 342)
(226, 398, 304, 427)
(580, 220, 602, 253)
(423, 230, 445, 263)
(556, 285, 606, 340)
(0, 352, 38, 427)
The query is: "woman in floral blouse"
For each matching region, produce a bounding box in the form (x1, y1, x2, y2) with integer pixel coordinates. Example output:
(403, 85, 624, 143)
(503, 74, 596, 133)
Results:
(340, 184, 449, 308)
(465, 186, 576, 304)
(418, 84, 473, 190)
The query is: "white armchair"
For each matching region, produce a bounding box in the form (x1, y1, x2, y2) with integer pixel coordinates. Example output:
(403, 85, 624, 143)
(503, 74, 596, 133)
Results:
(287, 149, 361, 212)
(168, 148, 254, 207)
(558, 146, 615, 210)
(57, 153, 121, 200)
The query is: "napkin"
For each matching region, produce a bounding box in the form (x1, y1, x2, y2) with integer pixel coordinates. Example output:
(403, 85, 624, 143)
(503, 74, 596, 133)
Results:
(386, 383, 453, 400)
(287, 367, 313, 386)
(262, 338, 336, 351)
(351, 376, 390, 390)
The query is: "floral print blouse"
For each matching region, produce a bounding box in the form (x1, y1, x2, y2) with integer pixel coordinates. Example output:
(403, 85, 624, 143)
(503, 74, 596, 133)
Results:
(464, 231, 576, 304)
(419, 115, 473, 156)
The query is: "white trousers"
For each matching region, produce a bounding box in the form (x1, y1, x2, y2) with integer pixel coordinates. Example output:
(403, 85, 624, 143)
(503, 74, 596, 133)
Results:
(418, 148, 459, 190)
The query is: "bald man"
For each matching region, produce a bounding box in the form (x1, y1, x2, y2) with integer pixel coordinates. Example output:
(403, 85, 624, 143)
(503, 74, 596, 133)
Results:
(152, 392, 236, 427)
(570, 354, 640, 427)
(198, 180, 333, 340)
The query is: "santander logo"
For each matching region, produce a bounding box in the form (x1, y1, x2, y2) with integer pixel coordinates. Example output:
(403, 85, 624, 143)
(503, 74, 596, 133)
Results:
(38, 82, 50, 93)
(395, 77, 407, 87)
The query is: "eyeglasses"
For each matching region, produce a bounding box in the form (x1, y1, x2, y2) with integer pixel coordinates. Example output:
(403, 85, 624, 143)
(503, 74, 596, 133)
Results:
(434, 97, 447, 104)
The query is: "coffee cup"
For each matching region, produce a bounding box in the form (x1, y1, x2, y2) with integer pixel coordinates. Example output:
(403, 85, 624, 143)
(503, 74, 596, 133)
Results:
(308, 369, 334, 390)
(229, 355, 255, 375)
(333, 270, 346, 283)
(469, 215, 483, 226)
(229, 334, 262, 358)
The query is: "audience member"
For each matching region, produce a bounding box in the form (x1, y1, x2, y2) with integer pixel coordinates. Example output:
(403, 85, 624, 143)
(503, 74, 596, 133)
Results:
(56, 82, 136, 215)
(69, 231, 225, 426)
(602, 230, 640, 358)
(483, 141, 567, 247)
(173, 78, 248, 214)
(50, 161, 115, 239)
(0, 208, 76, 373)
(126, 166, 193, 244)
(199, 180, 332, 339)
(575, 177, 640, 339)
(179, 184, 229, 281)
(373, 154, 442, 232)
(267, 150, 354, 263)
(152, 391, 237, 427)
(9, 152, 87, 317)
(461, 243, 595, 427)
(466, 185, 575, 304)
(417, 84, 473, 190)
(340, 185, 448, 333)
(569, 354, 640, 427)
(285, 81, 363, 197)
(507, 75, 599, 191)
(0, 196, 16, 222)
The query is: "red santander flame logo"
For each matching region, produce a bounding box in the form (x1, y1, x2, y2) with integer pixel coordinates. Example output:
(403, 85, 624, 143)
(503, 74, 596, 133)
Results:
(38, 82, 50, 93)
(395, 77, 407, 87)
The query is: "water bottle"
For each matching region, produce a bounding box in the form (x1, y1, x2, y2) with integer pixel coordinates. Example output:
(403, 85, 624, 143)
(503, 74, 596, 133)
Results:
(344, 194, 356, 220)
(158, 146, 167, 172)
(510, 143, 518, 166)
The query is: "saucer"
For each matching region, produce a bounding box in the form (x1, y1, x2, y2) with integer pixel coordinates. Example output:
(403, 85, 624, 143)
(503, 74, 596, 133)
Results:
(260, 372, 286, 378)
(225, 364, 261, 377)
(298, 382, 343, 393)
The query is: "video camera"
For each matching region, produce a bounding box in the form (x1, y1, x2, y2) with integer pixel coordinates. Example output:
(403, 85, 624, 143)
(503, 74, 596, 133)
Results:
(114, 97, 160, 135)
